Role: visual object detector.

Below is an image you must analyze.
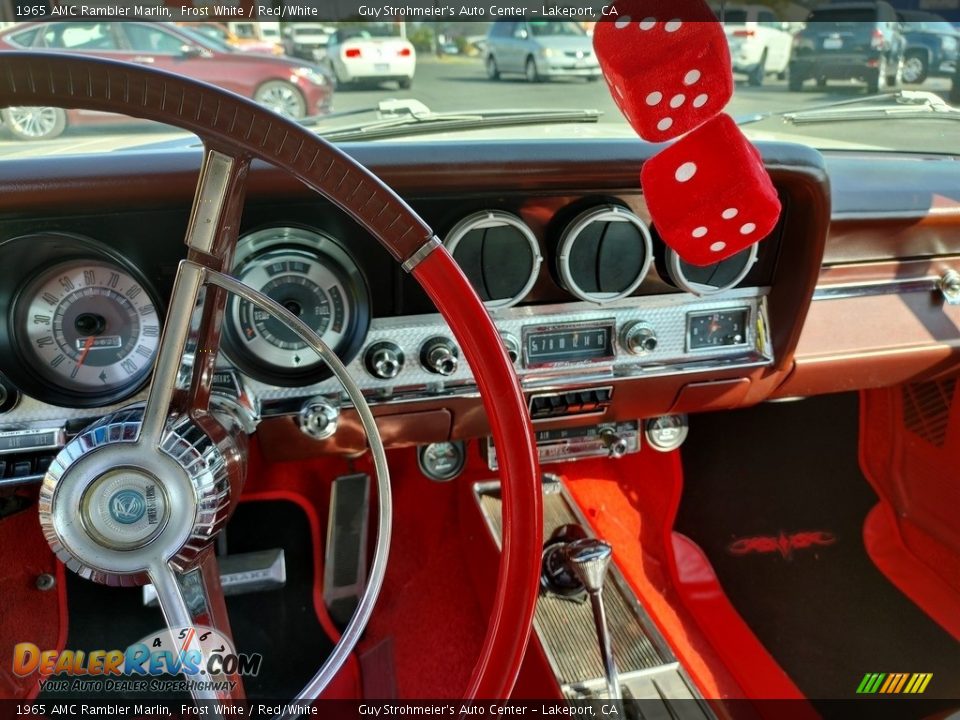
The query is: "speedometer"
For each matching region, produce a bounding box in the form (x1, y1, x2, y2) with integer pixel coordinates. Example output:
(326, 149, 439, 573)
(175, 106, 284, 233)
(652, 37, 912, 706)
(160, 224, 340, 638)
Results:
(13, 259, 161, 405)
(223, 227, 370, 387)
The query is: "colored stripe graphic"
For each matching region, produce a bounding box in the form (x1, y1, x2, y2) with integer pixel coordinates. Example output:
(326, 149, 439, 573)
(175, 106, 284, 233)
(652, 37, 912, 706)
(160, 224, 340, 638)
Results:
(857, 673, 932, 694)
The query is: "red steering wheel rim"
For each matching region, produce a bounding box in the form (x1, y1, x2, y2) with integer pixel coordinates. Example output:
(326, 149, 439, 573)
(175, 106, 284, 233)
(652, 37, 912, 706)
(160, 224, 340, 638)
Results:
(0, 52, 543, 699)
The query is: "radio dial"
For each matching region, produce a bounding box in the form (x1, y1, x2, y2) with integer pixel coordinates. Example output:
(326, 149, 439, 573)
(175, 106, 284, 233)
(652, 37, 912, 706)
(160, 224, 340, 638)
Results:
(621, 321, 658, 355)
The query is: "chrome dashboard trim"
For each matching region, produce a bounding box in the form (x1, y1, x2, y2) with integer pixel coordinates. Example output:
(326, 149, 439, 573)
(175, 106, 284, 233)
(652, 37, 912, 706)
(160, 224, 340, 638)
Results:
(812, 277, 940, 300)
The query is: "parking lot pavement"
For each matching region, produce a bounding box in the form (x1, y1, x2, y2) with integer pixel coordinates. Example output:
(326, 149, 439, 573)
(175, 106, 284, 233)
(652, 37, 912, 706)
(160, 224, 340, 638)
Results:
(0, 55, 954, 157)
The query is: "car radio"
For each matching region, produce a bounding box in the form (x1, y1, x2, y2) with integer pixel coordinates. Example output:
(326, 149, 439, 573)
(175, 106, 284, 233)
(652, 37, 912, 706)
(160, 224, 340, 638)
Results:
(485, 420, 641, 471)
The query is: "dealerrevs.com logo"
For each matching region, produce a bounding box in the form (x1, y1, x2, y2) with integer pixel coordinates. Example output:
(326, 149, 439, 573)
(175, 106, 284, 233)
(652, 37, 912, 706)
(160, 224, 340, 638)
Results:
(13, 626, 262, 695)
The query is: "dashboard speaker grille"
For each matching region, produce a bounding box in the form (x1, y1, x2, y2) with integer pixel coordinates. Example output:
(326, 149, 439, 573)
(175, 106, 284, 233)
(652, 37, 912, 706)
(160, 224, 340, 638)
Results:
(902, 378, 956, 447)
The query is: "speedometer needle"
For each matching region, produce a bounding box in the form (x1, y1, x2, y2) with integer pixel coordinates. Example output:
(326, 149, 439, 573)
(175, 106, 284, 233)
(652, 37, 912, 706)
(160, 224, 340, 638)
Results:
(76, 336, 95, 368)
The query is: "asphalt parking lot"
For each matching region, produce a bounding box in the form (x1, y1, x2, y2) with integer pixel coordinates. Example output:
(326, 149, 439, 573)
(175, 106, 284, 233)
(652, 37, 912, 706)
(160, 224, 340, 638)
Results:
(0, 54, 954, 158)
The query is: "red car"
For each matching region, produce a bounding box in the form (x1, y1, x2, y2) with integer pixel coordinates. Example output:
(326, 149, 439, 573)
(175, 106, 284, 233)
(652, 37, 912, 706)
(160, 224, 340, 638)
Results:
(0, 21, 333, 140)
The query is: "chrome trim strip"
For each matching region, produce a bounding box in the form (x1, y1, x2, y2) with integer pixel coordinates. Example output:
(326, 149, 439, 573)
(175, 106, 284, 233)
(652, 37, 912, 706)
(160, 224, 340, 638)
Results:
(401, 236, 442, 273)
(813, 277, 939, 300)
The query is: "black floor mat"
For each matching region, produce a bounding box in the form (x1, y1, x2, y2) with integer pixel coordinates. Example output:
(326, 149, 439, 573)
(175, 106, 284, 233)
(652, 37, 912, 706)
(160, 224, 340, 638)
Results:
(44, 499, 333, 700)
(675, 393, 960, 709)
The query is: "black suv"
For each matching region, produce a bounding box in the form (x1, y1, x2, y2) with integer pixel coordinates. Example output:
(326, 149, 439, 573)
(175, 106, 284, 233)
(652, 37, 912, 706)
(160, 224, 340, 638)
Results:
(896, 10, 959, 84)
(789, 1, 907, 93)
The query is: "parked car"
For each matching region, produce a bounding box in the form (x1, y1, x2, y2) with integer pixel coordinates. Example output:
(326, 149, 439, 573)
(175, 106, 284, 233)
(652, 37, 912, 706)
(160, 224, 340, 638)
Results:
(0, 21, 332, 139)
(789, 1, 906, 93)
(714, 4, 795, 86)
(323, 28, 416, 89)
(283, 23, 335, 62)
(178, 22, 282, 56)
(484, 20, 601, 83)
(225, 22, 283, 56)
(895, 10, 959, 84)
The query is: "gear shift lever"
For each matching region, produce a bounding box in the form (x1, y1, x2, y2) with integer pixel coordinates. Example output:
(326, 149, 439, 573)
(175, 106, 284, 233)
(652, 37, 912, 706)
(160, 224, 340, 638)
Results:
(562, 538, 622, 700)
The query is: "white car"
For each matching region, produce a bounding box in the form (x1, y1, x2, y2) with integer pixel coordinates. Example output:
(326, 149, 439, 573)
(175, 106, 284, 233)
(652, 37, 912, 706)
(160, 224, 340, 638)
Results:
(715, 5, 796, 86)
(324, 29, 416, 89)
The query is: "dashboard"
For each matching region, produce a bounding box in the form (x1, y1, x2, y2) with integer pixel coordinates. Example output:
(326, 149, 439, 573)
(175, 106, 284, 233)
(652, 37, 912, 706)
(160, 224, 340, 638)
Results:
(1, 138, 958, 481)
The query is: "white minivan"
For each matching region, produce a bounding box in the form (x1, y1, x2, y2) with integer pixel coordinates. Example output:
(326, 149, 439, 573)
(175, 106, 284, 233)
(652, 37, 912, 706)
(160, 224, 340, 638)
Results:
(716, 4, 797, 86)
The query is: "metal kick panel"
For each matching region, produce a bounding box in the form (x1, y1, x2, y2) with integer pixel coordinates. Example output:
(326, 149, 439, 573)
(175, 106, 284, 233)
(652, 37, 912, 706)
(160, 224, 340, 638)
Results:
(477, 486, 672, 689)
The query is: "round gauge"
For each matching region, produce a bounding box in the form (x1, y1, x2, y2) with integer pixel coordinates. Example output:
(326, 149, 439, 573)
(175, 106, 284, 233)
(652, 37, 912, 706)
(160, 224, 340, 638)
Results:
(557, 205, 653, 304)
(418, 441, 466, 482)
(664, 244, 758, 296)
(223, 227, 370, 387)
(444, 210, 542, 310)
(12, 259, 161, 406)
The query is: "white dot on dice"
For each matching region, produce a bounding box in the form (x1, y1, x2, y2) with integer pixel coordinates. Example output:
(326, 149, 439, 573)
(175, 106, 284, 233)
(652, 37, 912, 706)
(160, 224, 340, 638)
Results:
(675, 162, 697, 182)
(639, 17, 656, 30)
(670, 94, 685, 108)
(740, 223, 757, 235)
(646, 91, 663, 106)
(710, 241, 727, 252)
(684, 70, 701, 85)
(722, 208, 738, 220)
(693, 94, 708, 108)
(658, 117, 674, 131)
(665, 20, 682, 32)
(615, 16, 631, 29)
(692, 226, 708, 238)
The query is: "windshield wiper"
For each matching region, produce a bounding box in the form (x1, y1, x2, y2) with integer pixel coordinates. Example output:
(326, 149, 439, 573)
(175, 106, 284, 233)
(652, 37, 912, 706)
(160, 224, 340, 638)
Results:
(315, 99, 602, 142)
(781, 91, 960, 125)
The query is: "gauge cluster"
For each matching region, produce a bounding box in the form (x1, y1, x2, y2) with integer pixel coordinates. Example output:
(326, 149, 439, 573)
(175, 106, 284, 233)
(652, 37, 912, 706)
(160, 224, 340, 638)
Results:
(223, 227, 370, 388)
(0, 233, 162, 408)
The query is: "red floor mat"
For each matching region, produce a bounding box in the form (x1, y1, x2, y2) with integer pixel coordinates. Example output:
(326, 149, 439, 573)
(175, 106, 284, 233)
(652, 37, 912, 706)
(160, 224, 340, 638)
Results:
(0, 507, 67, 699)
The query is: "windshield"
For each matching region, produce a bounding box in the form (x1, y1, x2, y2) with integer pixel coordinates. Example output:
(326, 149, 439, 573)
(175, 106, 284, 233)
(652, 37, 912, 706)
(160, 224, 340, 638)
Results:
(0, 17, 958, 158)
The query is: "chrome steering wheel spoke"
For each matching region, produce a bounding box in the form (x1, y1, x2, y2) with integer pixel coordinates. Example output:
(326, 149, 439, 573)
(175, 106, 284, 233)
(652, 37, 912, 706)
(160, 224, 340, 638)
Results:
(39, 143, 392, 711)
(139, 146, 250, 448)
(147, 550, 242, 702)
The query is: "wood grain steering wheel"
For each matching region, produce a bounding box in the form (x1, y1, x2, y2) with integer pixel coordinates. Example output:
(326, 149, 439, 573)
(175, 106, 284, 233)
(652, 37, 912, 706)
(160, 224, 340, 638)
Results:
(0, 52, 542, 704)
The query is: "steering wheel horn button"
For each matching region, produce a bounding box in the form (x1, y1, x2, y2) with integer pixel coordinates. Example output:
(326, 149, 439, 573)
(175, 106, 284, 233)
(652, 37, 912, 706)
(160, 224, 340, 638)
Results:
(80, 468, 169, 550)
(39, 407, 241, 585)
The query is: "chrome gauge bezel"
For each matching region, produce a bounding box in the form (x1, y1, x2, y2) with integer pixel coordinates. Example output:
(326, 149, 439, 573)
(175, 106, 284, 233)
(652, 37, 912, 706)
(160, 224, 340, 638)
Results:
(222, 226, 371, 388)
(1, 233, 163, 409)
(556, 205, 653, 305)
(664, 243, 759, 297)
(444, 210, 542, 310)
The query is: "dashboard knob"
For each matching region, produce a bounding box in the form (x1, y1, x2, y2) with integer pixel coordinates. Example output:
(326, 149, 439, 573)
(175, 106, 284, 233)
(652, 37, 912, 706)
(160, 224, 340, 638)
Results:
(365, 342, 404, 380)
(620, 321, 658, 355)
(421, 337, 459, 376)
(298, 398, 340, 440)
(500, 332, 521, 365)
(599, 427, 628, 459)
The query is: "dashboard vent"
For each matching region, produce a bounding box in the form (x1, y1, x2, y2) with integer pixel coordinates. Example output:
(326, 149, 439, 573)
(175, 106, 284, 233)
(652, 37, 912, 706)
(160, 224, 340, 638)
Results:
(902, 378, 956, 447)
(557, 205, 652, 304)
(444, 210, 542, 310)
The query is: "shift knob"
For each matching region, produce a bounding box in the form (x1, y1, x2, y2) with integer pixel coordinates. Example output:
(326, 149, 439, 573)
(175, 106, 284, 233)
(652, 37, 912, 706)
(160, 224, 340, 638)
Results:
(563, 538, 613, 593)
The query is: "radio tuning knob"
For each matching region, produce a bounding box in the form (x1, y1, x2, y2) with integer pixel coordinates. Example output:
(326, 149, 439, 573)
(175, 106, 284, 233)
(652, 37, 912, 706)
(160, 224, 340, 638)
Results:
(365, 342, 404, 380)
(421, 337, 459, 376)
(620, 321, 658, 355)
(599, 427, 629, 459)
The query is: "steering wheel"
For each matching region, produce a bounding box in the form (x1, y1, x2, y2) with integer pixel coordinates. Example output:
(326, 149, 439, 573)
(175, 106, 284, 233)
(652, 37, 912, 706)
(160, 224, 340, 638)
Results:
(0, 53, 542, 705)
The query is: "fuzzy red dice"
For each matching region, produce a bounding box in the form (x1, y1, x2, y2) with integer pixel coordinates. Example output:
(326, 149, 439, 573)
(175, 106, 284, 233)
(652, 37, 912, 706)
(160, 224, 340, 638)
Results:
(641, 114, 781, 266)
(594, 0, 733, 141)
